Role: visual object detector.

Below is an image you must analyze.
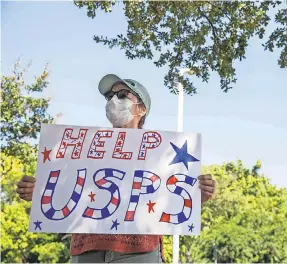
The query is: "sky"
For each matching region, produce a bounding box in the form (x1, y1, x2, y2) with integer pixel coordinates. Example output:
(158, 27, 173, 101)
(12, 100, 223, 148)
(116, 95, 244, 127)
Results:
(1, 1, 287, 188)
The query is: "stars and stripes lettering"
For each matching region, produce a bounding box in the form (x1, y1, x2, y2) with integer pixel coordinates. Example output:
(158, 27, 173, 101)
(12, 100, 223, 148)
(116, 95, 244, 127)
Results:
(138, 131, 162, 160)
(160, 174, 197, 224)
(55, 129, 163, 161)
(112, 132, 133, 160)
(56, 128, 88, 159)
(41, 169, 87, 220)
(82, 168, 125, 219)
(87, 130, 113, 159)
(124, 170, 161, 221)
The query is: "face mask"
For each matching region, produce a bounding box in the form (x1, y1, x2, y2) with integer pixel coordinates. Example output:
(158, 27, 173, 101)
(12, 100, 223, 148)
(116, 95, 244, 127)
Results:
(106, 96, 137, 127)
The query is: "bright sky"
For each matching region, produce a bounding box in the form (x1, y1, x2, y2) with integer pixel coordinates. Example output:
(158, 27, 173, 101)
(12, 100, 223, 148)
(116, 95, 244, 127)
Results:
(2, 2, 287, 188)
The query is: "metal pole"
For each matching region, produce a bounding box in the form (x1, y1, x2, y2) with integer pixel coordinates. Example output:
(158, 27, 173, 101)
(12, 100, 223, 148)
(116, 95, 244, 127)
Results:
(173, 67, 195, 264)
(177, 81, 184, 132)
(173, 74, 184, 264)
(213, 242, 217, 264)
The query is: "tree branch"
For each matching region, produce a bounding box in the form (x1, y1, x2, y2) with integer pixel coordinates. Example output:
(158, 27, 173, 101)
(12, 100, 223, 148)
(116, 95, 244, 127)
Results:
(209, 2, 232, 22)
(198, 8, 219, 45)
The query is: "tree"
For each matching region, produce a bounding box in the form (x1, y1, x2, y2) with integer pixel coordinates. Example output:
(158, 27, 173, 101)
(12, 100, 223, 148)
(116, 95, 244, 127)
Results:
(1, 60, 53, 166)
(0, 61, 70, 263)
(163, 160, 287, 263)
(1, 185, 70, 263)
(75, 1, 287, 94)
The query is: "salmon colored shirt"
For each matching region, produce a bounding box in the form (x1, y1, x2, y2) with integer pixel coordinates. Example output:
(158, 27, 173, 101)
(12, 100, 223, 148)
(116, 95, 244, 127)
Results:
(70, 234, 164, 259)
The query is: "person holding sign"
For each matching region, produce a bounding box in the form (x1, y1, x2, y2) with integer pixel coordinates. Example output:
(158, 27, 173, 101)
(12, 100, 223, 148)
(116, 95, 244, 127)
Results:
(16, 74, 216, 263)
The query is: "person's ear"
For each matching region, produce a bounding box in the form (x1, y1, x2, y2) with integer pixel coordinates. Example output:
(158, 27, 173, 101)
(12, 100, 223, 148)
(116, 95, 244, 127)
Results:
(137, 105, 146, 117)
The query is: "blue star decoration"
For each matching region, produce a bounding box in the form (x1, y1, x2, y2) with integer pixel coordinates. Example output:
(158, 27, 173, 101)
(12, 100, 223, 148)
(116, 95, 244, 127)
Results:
(169, 140, 199, 169)
(188, 223, 194, 232)
(34, 220, 42, 230)
(110, 219, 120, 231)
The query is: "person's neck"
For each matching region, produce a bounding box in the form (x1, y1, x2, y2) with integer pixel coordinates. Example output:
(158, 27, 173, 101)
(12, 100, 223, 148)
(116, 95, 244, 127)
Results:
(113, 119, 139, 129)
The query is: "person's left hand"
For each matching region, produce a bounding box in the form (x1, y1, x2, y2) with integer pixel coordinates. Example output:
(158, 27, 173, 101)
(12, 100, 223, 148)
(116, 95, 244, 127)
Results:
(198, 174, 216, 203)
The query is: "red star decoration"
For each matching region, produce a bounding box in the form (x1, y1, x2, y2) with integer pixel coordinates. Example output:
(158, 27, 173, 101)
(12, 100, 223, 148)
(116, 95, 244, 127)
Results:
(57, 152, 64, 158)
(147, 200, 156, 213)
(41, 147, 52, 163)
(116, 141, 123, 146)
(77, 142, 82, 147)
(88, 192, 96, 202)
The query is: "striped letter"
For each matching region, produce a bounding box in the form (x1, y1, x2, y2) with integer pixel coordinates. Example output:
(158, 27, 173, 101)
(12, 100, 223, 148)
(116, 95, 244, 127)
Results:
(41, 169, 87, 220)
(87, 130, 113, 159)
(160, 174, 197, 224)
(125, 170, 161, 221)
(56, 128, 88, 159)
(138, 131, 162, 160)
(112, 132, 133, 160)
(82, 168, 125, 219)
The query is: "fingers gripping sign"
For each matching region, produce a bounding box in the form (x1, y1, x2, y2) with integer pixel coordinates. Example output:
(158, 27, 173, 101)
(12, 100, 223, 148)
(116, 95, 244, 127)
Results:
(17, 176, 36, 201)
(199, 174, 216, 202)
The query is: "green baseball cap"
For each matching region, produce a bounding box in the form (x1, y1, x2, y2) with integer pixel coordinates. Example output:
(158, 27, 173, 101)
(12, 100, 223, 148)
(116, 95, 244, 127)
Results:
(98, 74, 151, 116)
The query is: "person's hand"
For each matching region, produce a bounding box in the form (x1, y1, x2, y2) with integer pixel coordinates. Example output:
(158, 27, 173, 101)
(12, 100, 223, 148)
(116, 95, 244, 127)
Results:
(16, 176, 36, 201)
(198, 174, 216, 203)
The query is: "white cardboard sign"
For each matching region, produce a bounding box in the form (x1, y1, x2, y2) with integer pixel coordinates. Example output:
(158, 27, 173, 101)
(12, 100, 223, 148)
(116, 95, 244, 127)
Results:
(29, 124, 201, 235)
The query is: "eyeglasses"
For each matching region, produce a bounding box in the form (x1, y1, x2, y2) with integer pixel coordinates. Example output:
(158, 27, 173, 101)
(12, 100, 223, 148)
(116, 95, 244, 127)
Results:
(104, 89, 140, 102)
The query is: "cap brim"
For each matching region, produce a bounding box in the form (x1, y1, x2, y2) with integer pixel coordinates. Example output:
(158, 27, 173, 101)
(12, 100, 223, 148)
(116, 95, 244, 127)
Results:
(98, 74, 124, 95)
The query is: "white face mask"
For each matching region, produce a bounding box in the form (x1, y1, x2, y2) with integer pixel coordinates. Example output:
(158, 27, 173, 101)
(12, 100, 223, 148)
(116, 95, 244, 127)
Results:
(106, 96, 137, 127)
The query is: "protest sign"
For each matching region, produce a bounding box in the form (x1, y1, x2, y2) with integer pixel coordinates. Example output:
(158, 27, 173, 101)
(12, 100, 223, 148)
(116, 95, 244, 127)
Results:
(29, 124, 201, 235)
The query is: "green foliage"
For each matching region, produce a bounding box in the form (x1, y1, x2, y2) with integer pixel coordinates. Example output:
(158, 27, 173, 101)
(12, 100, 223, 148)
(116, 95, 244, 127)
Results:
(163, 235, 173, 263)
(0, 61, 70, 263)
(162, 161, 287, 263)
(1, 61, 53, 165)
(0, 154, 71, 263)
(75, 1, 287, 94)
(264, 8, 287, 68)
(1, 200, 70, 263)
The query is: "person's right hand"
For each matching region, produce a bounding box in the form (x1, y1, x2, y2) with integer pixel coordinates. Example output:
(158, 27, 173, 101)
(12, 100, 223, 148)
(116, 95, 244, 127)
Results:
(16, 176, 36, 201)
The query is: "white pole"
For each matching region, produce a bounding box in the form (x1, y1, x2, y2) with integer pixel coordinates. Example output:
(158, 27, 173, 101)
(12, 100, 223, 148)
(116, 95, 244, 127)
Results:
(173, 72, 184, 264)
(177, 81, 184, 133)
(173, 68, 195, 264)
